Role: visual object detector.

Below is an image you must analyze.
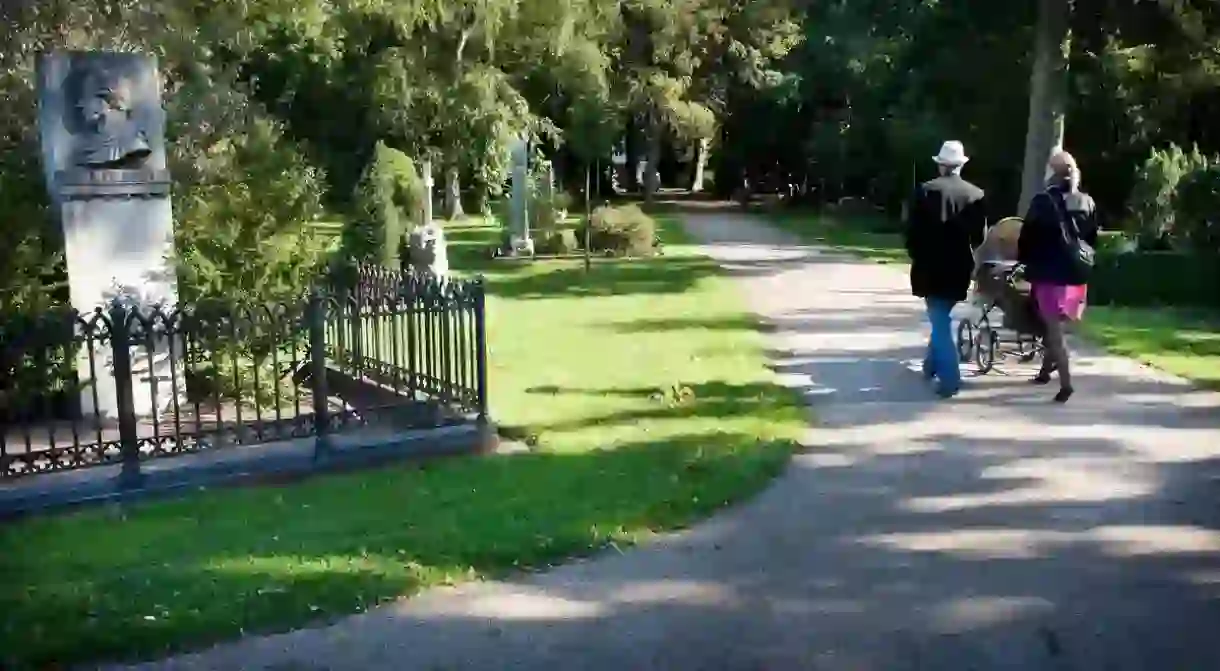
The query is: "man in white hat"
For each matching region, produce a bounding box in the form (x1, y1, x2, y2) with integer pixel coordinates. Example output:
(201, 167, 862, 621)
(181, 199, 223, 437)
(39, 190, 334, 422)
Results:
(904, 140, 988, 397)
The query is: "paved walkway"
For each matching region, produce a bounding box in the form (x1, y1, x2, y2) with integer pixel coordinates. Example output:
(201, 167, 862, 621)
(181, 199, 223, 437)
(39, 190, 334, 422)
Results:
(114, 212, 1220, 671)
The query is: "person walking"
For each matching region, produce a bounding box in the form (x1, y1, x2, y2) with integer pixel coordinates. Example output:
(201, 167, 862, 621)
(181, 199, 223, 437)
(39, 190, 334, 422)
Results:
(904, 140, 988, 398)
(1017, 150, 1099, 403)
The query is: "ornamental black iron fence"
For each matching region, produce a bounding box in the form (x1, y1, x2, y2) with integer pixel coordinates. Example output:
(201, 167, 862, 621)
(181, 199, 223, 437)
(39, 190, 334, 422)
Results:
(0, 267, 487, 480)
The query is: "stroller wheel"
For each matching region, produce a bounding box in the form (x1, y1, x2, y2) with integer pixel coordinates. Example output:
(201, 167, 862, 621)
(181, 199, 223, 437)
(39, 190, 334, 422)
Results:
(975, 325, 998, 374)
(956, 320, 975, 363)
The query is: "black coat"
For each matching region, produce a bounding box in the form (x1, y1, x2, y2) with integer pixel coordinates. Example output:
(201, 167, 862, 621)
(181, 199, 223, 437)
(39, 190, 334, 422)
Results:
(904, 175, 988, 302)
(1017, 185, 1099, 286)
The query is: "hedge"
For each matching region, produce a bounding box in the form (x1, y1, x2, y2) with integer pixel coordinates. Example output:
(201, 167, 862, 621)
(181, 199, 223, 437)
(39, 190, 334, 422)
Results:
(1091, 251, 1220, 308)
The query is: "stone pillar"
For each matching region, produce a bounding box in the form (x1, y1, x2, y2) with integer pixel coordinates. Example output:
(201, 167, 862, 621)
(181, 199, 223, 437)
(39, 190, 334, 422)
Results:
(508, 135, 533, 256)
(37, 51, 181, 421)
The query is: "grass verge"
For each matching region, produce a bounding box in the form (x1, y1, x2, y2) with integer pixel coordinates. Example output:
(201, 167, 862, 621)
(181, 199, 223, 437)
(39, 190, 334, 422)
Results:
(1078, 306, 1220, 389)
(763, 208, 1220, 388)
(0, 214, 806, 669)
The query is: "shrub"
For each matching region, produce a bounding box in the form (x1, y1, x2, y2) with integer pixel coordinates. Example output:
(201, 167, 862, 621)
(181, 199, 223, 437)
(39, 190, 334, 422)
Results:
(173, 119, 328, 404)
(345, 142, 427, 268)
(1091, 251, 1220, 308)
(535, 228, 579, 255)
(532, 189, 573, 233)
(577, 205, 657, 257)
(1125, 143, 1211, 243)
(1174, 164, 1220, 253)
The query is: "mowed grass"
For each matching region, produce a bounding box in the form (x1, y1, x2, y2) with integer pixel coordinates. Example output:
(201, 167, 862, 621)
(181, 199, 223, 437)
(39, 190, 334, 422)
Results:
(0, 215, 806, 669)
(1079, 306, 1220, 389)
(765, 208, 1220, 388)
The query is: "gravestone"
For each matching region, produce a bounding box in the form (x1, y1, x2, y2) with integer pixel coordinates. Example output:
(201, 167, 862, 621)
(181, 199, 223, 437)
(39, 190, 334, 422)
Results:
(507, 135, 534, 256)
(37, 51, 180, 420)
(407, 222, 449, 281)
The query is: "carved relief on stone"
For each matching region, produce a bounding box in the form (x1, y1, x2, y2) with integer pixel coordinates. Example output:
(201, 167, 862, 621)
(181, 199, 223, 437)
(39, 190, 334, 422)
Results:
(73, 63, 152, 169)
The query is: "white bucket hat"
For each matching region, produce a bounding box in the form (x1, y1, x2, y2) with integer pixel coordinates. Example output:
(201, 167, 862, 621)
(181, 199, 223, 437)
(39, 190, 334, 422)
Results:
(933, 140, 969, 167)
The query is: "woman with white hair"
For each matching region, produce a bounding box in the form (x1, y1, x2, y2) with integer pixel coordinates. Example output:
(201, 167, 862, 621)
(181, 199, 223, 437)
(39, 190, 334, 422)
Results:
(1016, 150, 1099, 403)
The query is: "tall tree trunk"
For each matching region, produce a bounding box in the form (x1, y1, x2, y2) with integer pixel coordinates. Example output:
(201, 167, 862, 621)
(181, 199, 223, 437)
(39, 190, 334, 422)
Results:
(1017, 0, 1071, 215)
(690, 137, 710, 193)
(643, 118, 662, 202)
(444, 167, 464, 219)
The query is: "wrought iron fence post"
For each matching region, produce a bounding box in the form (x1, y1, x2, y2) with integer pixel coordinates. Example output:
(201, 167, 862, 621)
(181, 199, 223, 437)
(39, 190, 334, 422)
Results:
(351, 280, 365, 375)
(307, 290, 331, 455)
(473, 277, 489, 421)
(108, 303, 143, 488)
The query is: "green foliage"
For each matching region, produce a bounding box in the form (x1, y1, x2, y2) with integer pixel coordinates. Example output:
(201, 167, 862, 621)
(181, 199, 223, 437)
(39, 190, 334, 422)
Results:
(346, 142, 427, 268)
(173, 117, 327, 402)
(535, 228, 580, 255)
(578, 205, 658, 256)
(1091, 250, 1220, 308)
(1125, 143, 1211, 241)
(531, 185, 573, 233)
(1173, 163, 1220, 252)
(175, 118, 327, 306)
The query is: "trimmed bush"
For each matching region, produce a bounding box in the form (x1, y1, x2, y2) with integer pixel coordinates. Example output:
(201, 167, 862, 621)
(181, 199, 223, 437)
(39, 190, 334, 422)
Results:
(577, 205, 657, 257)
(1175, 164, 1220, 252)
(345, 142, 427, 269)
(1091, 251, 1220, 308)
(535, 228, 580, 255)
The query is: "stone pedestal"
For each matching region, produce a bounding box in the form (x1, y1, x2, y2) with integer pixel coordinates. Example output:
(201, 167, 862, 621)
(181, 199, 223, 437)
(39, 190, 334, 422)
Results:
(37, 51, 181, 422)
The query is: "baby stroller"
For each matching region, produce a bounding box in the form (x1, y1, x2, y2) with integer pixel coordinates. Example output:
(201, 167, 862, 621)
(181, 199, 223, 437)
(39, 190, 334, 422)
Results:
(955, 217, 1046, 374)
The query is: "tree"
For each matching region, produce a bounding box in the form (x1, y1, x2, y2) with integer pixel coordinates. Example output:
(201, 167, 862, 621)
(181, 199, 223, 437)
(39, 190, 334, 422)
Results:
(1017, 0, 1072, 215)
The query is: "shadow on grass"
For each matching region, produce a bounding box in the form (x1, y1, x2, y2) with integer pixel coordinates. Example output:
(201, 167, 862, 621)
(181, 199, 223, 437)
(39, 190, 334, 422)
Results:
(1081, 306, 1220, 389)
(0, 431, 793, 669)
(438, 213, 718, 300)
(42, 438, 1220, 669)
(482, 256, 721, 300)
(523, 381, 805, 435)
(1086, 307, 1220, 357)
(603, 315, 764, 334)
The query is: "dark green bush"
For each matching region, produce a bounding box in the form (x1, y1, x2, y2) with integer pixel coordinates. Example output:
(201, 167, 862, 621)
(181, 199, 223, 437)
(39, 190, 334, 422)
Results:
(345, 142, 427, 268)
(534, 228, 580, 255)
(1175, 164, 1220, 252)
(576, 205, 657, 257)
(1091, 251, 1220, 308)
(1125, 143, 1211, 240)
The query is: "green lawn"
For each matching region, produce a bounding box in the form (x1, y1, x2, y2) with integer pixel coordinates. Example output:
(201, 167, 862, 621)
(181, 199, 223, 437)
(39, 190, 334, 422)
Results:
(0, 215, 806, 669)
(1079, 306, 1220, 389)
(765, 209, 1220, 389)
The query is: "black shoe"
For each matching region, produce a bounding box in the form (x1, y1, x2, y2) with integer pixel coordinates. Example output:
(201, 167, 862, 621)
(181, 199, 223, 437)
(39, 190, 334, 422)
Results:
(1054, 387, 1074, 403)
(1031, 372, 1053, 385)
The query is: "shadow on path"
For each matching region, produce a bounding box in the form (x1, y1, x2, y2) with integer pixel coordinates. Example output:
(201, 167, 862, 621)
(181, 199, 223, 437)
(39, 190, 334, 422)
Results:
(110, 209, 1220, 671)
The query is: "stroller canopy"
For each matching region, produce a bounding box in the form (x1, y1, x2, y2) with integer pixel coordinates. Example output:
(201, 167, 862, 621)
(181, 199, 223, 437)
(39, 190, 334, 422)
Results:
(974, 217, 1023, 265)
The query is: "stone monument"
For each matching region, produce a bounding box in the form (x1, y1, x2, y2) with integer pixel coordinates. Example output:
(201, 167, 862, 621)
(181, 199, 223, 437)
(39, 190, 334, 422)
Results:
(37, 51, 180, 420)
(407, 222, 450, 281)
(507, 134, 534, 256)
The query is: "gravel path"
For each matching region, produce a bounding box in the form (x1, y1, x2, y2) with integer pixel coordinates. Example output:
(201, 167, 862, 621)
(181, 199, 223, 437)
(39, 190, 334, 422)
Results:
(110, 211, 1220, 671)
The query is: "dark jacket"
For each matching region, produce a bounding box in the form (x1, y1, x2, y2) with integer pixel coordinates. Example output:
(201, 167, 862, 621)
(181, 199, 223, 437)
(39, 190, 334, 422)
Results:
(1017, 184, 1099, 286)
(904, 174, 988, 301)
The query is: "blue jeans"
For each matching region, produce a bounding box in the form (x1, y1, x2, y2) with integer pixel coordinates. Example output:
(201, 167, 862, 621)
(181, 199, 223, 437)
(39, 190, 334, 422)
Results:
(923, 297, 960, 395)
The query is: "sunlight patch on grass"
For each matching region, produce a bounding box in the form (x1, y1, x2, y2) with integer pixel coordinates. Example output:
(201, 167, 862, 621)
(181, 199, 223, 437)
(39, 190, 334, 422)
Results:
(1080, 306, 1220, 389)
